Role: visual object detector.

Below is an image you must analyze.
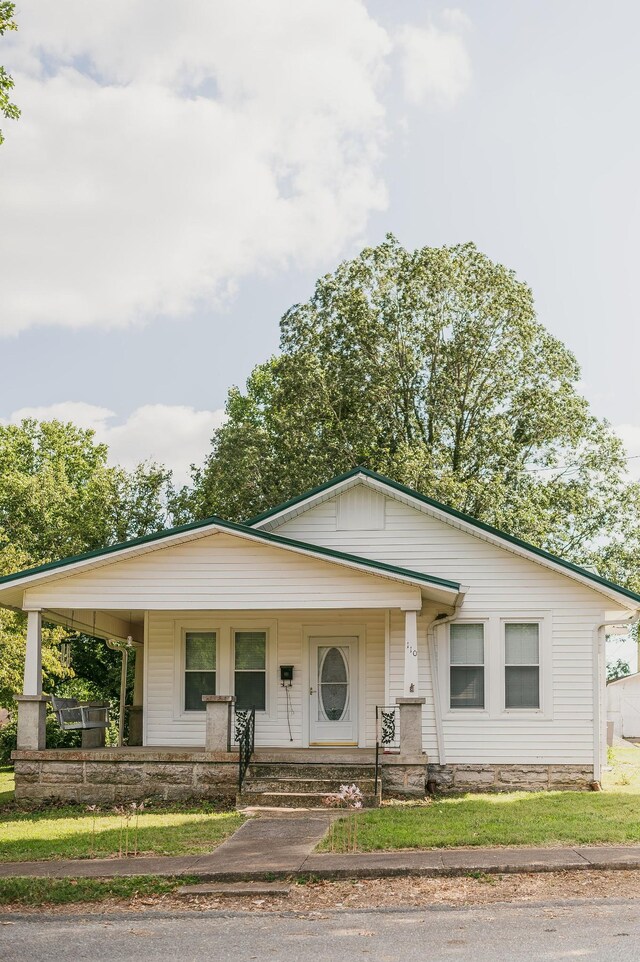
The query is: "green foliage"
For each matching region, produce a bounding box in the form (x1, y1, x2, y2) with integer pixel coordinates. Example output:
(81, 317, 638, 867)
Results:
(607, 659, 631, 682)
(0, 419, 172, 711)
(0, 420, 171, 562)
(183, 236, 635, 569)
(0, 1, 20, 145)
(0, 715, 80, 765)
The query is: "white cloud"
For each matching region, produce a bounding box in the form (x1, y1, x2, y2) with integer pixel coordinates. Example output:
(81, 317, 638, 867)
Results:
(0, 1, 472, 336)
(6, 402, 224, 485)
(397, 12, 472, 108)
(0, 1, 391, 335)
(616, 424, 640, 480)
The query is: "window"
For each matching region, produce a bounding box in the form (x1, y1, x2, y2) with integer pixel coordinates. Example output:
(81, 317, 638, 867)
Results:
(184, 631, 216, 711)
(234, 631, 266, 711)
(505, 623, 540, 709)
(450, 623, 485, 709)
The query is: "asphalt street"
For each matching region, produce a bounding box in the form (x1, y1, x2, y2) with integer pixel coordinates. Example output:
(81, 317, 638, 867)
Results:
(2, 899, 640, 961)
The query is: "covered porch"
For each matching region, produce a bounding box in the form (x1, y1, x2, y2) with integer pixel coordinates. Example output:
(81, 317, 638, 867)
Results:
(0, 513, 465, 803)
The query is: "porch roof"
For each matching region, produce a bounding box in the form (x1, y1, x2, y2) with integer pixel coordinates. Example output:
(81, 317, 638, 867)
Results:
(0, 511, 465, 614)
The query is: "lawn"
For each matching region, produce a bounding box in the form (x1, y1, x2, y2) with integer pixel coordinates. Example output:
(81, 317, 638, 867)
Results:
(319, 747, 640, 853)
(0, 804, 244, 862)
(0, 875, 193, 906)
(0, 766, 14, 804)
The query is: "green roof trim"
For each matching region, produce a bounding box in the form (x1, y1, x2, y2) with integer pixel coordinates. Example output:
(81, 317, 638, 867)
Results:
(246, 466, 640, 607)
(0, 507, 460, 595)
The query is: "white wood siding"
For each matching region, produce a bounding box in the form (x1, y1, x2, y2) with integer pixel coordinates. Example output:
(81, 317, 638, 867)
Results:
(145, 608, 385, 748)
(23, 531, 420, 611)
(273, 490, 609, 765)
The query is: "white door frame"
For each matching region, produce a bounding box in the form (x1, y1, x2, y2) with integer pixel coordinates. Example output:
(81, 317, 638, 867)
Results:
(302, 624, 366, 748)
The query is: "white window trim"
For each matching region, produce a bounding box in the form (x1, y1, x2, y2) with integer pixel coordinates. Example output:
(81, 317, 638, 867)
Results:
(437, 612, 553, 721)
(499, 615, 552, 718)
(173, 620, 223, 721)
(442, 616, 490, 717)
(231, 621, 277, 719)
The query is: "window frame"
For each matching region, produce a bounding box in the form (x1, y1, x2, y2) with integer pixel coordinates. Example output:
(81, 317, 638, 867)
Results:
(232, 626, 273, 715)
(179, 624, 219, 716)
(501, 618, 544, 714)
(446, 619, 489, 714)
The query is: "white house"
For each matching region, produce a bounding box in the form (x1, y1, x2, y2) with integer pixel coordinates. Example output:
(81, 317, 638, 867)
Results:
(2, 467, 639, 805)
(607, 672, 640, 740)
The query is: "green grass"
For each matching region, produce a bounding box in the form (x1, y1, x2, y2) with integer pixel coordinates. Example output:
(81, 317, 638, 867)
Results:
(0, 766, 14, 804)
(319, 747, 640, 853)
(603, 745, 640, 793)
(0, 875, 195, 905)
(0, 805, 244, 862)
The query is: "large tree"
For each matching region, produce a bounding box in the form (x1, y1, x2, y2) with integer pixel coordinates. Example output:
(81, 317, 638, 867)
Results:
(0, 419, 172, 710)
(183, 236, 635, 564)
(0, 2, 19, 145)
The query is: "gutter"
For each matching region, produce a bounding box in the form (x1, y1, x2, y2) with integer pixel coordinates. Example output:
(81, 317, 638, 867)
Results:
(426, 590, 467, 767)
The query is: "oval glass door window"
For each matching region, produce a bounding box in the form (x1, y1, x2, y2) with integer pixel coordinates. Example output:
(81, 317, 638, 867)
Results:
(319, 646, 349, 721)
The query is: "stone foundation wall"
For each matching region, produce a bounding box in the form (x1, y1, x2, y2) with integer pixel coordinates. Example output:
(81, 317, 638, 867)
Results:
(12, 752, 238, 804)
(427, 763, 595, 793)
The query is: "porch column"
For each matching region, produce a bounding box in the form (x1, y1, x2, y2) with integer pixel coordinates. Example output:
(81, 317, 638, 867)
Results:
(402, 608, 419, 696)
(202, 695, 235, 751)
(395, 697, 426, 756)
(15, 610, 48, 750)
(128, 644, 144, 746)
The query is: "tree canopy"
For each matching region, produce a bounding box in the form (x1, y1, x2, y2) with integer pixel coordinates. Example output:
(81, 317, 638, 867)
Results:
(0, 2, 19, 145)
(183, 235, 636, 567)
(0, 419, 172, 710)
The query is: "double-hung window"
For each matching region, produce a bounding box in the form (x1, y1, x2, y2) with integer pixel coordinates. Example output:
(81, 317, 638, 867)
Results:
(504, 623, 540, 709)
(234, 631, 267, 711)
(184, 631, 216, 711)
(450, 623, 485, 709)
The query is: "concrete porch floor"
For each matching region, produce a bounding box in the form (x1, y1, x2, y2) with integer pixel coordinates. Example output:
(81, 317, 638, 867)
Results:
(12, 746, 388, 764)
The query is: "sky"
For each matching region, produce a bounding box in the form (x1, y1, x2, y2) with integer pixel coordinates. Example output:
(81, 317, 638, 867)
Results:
(1, 1, 639, 486)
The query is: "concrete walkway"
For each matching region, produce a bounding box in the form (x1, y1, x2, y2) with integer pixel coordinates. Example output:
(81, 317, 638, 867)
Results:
(2, 812, 640, 881)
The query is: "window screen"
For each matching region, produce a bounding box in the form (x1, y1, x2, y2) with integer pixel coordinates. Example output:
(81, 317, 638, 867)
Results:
(505, 623, 540, 709)
(184, 631, 216, 711)
(450, 623, 484, 709)
(234, 631, 266, 711)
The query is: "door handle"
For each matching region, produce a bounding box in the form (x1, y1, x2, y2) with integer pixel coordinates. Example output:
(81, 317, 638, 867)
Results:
(309, 687, 316, 695)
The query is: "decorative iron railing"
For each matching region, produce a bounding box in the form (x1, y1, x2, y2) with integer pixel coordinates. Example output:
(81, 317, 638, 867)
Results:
(374, 704, 400, 795)
(237, 707, 255, 792)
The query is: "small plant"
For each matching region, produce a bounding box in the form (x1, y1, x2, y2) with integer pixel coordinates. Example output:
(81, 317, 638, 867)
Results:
(85, 805, 99, 857)
(466, 871, 496, 884)
(323, 784, 364, 853)
(131, 801, 145, 856)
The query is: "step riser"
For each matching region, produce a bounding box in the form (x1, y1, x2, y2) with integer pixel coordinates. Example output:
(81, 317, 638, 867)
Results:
(238, 792, 379, 808)
(248, 765, 377, 780)
(244, 779, 378, 794)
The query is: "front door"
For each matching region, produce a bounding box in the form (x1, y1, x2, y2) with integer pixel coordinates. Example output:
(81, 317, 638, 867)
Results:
(309, 636, 358, 744)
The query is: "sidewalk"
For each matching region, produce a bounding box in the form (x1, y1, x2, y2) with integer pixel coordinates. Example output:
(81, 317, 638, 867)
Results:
(2, 813, 640, 882)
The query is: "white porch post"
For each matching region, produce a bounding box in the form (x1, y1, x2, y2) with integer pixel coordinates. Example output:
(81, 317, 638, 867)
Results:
(24, 610, 43, 695)
(397, 607, 425, 758)
(403, 608, 419, 696)
(15, 609, 48, 750)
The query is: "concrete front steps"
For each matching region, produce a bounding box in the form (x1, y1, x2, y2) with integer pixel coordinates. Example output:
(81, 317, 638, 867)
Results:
(237, 762, 381, 809)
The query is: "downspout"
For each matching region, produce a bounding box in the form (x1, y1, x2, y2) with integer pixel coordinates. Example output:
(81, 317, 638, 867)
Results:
(426, 588, 468, 767)
(593, 613, 640, 784)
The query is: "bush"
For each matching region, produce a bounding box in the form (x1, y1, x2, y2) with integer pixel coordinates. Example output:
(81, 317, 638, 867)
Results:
(0, 714, 81, 765)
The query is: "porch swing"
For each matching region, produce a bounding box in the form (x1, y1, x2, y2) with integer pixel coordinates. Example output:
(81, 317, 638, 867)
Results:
(51, 695, 110, 733)
(51, 612, 140, 746)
